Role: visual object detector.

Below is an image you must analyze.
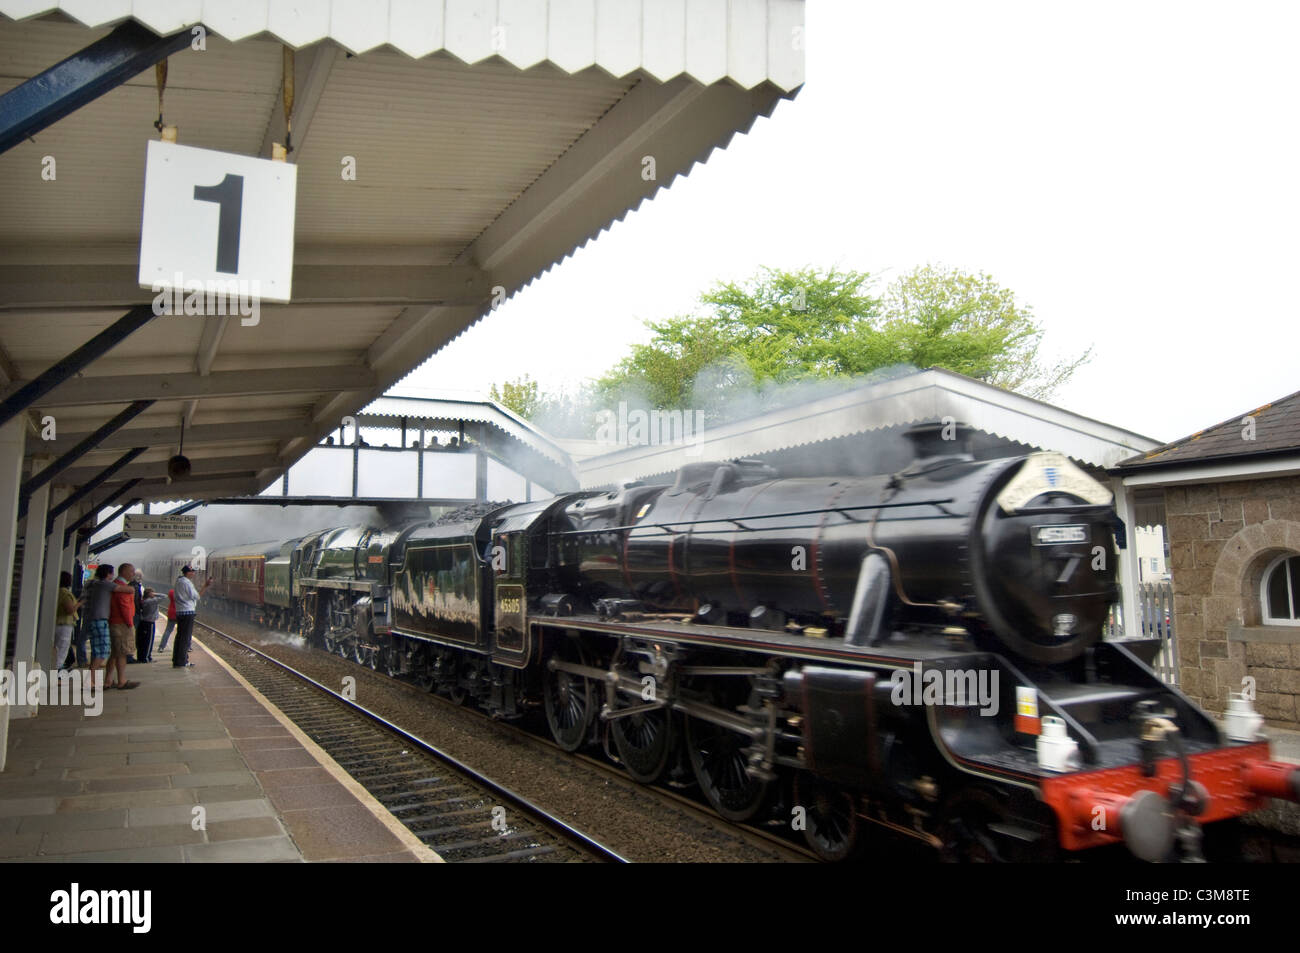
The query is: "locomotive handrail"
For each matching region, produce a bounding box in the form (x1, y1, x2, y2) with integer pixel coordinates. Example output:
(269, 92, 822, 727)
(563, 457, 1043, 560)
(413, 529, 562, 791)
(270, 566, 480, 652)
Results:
(554, 498, 963, 538)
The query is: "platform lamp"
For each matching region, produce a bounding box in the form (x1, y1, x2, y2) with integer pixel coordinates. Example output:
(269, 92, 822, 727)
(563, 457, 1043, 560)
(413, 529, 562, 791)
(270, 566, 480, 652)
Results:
(167, 418, 191, 481)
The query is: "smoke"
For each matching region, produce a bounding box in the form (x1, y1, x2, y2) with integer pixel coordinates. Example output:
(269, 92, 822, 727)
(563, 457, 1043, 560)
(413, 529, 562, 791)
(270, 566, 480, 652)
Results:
(249, 629, 308, 652)
(97, 504, 385, 577)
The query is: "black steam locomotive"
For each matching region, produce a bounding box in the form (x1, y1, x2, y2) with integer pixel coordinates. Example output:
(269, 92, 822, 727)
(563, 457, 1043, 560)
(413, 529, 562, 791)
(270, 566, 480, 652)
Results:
(189, 424, 1299, 861)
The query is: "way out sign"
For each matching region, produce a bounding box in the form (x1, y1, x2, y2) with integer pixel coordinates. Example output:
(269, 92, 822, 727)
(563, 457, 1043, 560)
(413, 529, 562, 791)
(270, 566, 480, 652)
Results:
(123, 514, 198, 540)
(138, 140, 296, 303)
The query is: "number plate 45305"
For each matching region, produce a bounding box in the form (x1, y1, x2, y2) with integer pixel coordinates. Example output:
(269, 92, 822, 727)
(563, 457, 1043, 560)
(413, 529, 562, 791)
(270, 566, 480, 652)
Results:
(1032, 525, 1088, 545)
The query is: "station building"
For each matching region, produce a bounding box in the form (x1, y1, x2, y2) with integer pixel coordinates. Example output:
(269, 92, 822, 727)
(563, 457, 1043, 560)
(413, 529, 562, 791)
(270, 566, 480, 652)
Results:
(1111, 389, 1300, 731)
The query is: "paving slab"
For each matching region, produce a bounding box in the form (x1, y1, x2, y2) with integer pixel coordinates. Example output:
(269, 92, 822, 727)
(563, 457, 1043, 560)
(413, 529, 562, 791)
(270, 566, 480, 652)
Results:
(17, 809, 128, 833)
(0, 638, 437, 863)
(183, 835, 301, 863)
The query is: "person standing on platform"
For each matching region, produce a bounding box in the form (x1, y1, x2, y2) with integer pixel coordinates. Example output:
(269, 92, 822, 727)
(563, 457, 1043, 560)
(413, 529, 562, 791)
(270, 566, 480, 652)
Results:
(136, 587, 163, 662)
(157, 586, 177, 655)
(128, 570, 144, 663)
(53, 571, 78, 672)
(72, 557, 88, 668)
(107, 563, 140, 690)
(172, 565, 211, 668)
(82, 565, 130, 686)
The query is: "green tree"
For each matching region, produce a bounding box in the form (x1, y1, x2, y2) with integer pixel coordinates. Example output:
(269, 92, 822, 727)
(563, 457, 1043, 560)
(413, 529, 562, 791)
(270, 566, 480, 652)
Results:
(877, 265, 1091, 400)
(594, 264, 1088, 415)
(489, 375, 541, 419)
(594, 266, 879, 414)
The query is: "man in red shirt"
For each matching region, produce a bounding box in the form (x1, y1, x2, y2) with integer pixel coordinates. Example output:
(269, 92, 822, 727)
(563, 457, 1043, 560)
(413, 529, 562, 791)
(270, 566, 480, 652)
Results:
(108, 563, 140, 690)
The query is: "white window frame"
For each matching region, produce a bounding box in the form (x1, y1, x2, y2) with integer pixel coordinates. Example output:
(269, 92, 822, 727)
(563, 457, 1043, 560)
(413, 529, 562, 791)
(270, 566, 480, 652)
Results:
(1260, 553, 1300, 626)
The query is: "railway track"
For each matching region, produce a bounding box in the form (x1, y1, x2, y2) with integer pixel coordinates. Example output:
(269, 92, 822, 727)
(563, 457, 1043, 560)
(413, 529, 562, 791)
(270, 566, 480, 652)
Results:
(201, 611, 818, 863)
(196, 621, 627, 864)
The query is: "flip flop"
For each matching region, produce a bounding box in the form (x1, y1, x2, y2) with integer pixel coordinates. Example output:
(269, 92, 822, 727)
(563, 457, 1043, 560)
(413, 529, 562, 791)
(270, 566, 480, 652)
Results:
(121, 681, 140, 690)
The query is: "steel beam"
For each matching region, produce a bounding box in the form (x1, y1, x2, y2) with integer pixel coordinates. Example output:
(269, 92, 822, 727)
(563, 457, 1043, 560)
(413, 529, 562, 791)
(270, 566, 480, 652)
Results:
(0, 262, 494, 310)
(89, 532, 128, 557)
(32, 365, 376, 407)
(0, 305, 155, 428)
(64, 483, 142, 548)
(40, 417, 309, 456)
(0, 21, 192, 155)
(20, 400, 152, 499)
(86, 498, 142, 538)
(130, 476, 263, 502)
(46, 448, 146, 527)
(56, 452, 281, 486)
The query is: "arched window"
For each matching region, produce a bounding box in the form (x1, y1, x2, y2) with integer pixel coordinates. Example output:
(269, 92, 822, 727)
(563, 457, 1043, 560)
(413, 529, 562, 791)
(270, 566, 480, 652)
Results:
(1261, 554, 1300, 625)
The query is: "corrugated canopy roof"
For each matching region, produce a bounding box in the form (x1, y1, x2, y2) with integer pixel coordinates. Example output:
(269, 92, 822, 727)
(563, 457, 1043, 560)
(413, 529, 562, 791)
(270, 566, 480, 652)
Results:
(576, 368, 1161, 488)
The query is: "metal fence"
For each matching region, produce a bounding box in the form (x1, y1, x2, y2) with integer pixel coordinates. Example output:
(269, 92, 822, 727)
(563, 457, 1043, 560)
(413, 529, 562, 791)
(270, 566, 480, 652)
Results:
(1103, 581, 1178, 685)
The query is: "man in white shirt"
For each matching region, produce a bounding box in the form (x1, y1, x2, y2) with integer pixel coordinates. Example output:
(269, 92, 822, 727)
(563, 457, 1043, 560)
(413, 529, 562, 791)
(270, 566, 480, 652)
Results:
(171, 565, 212, 668)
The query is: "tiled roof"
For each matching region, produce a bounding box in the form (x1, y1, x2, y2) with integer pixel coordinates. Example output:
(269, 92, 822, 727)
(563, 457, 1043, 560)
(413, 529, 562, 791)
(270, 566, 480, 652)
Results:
(1114, 389, 1300, 471)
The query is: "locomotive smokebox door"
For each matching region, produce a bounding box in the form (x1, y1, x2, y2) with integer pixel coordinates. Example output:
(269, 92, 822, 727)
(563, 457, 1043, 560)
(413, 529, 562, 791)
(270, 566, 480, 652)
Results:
(798, 667, 880, 788)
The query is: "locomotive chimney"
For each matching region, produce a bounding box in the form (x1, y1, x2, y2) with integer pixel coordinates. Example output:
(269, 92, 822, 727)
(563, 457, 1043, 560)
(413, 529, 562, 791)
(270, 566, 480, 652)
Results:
(903, 420, 974, 460)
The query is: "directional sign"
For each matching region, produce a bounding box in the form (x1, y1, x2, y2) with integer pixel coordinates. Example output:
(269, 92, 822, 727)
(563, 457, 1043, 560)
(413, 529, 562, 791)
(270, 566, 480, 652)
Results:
(123, 514, 198, 540)
(138, 140, 297, 302)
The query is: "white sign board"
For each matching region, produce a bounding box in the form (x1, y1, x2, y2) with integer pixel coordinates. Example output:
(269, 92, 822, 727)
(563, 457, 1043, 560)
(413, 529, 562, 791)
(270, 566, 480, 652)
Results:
(138, 140, 297, 302)
(123, 514, 199, 540)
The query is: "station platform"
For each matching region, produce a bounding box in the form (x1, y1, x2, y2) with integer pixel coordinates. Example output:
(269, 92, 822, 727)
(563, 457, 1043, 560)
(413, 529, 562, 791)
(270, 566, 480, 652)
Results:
(0, 635, 439, 863)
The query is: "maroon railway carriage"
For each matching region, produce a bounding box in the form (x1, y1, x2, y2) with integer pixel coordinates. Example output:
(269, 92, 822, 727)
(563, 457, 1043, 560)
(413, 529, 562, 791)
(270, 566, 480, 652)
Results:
(206, 541, 282, 621)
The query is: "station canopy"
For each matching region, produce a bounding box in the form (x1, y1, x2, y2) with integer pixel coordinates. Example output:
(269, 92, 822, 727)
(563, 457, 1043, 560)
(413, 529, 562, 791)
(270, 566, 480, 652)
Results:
(353, 394, 578, 493)
(574, 368, 1163, 489)
(0, 0, 804, 510)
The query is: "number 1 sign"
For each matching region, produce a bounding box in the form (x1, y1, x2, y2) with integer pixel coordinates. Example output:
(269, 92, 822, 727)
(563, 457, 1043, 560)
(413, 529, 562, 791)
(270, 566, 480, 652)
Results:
(138, 140, 297, 303)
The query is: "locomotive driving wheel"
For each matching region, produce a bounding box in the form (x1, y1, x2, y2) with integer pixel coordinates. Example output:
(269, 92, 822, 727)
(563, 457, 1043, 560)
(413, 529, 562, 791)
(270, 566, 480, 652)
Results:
(445, 674, 467, 706)
(685, 713, 770, 822)
(381, 639, 402, 679)
(793, 775, 860, 861)
(611, 706, 674, 783)
(684, 680, 770, 822)
(543, 640, 593, 752)
(414, 665, 435, 693)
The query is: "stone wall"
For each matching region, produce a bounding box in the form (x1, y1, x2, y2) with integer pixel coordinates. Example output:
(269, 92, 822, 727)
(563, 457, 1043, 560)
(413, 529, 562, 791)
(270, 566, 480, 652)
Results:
(1165, 476, 1300, 730)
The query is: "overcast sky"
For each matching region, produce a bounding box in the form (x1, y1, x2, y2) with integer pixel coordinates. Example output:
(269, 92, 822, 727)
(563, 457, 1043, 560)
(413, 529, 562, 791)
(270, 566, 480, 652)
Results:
(404, 0, 1299, 446)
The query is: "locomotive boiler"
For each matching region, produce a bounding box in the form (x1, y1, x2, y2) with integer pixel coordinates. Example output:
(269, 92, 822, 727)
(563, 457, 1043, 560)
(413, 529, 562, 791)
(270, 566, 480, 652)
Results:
(556, 424, 1118, 665)
(177, 423, 1300, 862)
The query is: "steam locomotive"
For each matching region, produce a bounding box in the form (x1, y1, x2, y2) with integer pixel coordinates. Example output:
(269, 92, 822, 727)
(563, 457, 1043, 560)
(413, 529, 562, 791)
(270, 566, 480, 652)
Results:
(152, 424, 1300, 861)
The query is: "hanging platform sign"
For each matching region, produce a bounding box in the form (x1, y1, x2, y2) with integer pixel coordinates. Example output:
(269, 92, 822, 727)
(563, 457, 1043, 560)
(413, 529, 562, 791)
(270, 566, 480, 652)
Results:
(138, 140, 297, 303)
(123, 514, 198, 540)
